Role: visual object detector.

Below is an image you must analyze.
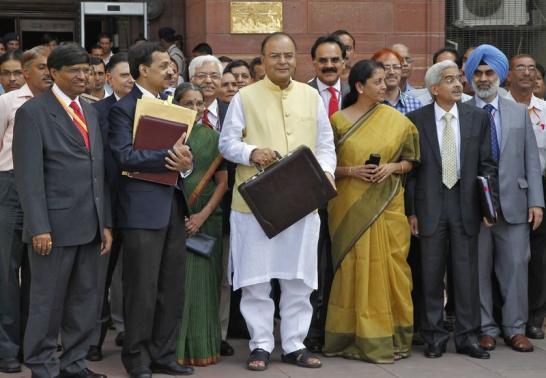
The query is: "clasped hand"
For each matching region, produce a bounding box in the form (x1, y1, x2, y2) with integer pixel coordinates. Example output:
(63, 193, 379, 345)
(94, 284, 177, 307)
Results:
(166, 133, 192, 172)
(351, 163, 396, 183)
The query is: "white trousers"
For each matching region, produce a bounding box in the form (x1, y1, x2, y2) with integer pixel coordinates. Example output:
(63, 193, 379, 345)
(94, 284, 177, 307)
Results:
(240, 279, 313, 354)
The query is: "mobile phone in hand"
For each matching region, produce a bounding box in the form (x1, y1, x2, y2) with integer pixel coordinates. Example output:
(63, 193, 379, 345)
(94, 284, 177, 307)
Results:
(365, 153, 381, 166)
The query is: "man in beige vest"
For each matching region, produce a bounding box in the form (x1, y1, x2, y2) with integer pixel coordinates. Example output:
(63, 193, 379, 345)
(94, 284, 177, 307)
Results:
(219, 32, 336, 371)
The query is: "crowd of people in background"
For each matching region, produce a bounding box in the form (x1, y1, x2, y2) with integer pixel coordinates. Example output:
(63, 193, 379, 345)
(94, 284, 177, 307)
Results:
(0, 23, 546, 378)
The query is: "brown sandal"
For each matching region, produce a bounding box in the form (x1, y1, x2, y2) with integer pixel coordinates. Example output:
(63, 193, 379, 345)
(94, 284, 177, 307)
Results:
(281, 348, 322, 368)
(247, 348, 270, 371)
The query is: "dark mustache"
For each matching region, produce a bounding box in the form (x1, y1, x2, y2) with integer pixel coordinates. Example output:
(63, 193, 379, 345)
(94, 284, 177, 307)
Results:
(321, 67, 337, 74)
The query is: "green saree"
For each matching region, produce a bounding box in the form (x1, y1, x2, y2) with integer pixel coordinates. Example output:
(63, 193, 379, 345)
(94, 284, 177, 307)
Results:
(176, 123, 225, 366)
(324, 104, 420, 363)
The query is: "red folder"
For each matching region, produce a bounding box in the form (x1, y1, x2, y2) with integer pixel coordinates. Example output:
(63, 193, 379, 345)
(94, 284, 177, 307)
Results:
(128, 115, 188, 186)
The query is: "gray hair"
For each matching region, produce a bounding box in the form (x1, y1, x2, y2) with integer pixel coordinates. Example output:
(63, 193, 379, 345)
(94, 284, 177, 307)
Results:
(424, 60, 459, 90)
(188, 55, 223, 79)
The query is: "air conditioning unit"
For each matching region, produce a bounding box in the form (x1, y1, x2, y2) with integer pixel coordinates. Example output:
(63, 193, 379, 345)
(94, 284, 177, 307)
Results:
(455, 0, 529, 27)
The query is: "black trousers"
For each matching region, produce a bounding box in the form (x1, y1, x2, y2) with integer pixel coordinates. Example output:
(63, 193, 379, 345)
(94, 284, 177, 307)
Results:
(0, 171, 30, 360)
(419, 184, 480, 348)
(528, 177, 546, 328)
(121, 192, 187, 375)
(307, 209, 333, 341)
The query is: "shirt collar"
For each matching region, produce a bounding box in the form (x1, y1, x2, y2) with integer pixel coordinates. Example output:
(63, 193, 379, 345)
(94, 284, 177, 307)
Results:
(52, 83, 82, 109)
(316, 77, 341, 93)
(475, 94, 500, 111)
(16, 84, 34, 99)
(207, 98, 218, 117)
(434, 101, 459, 123)
(135, 83, 158, 99)
(530, 94, 545, 111)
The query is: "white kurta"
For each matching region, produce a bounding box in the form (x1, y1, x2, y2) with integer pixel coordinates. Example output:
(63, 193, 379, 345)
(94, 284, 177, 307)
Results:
(219, 91, 337, 291)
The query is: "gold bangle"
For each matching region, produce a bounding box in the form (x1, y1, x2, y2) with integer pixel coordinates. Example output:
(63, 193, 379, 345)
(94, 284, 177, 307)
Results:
(348, 167, 353, 176)
(400, 162, 404, 173)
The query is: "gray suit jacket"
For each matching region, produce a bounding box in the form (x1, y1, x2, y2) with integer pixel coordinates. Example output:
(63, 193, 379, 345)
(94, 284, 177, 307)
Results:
(405, 102, 498, 237)
(467, 96, 544, 223)
(13, 89, 111, 246)
(308, 77, 350, 109)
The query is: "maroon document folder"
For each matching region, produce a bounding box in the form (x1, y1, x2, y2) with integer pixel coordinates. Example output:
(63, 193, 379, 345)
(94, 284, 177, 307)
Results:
(129, 115, 188, 186)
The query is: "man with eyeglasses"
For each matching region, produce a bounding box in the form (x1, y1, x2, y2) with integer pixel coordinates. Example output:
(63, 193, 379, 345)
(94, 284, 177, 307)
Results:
(0, 50, 25, 95)
(12, 43, 112, 378)
(332, 30, 355, 83)
(0, 45, 51, 374)
(305, 33, 348, 354)
(392, 43, 415, 94)
(189, 55, 229, 131)
(505, 54, 546, 342)
(372, 48, 422, 115)
(465, 45, 544, 354)
(219, 32, 336, 371)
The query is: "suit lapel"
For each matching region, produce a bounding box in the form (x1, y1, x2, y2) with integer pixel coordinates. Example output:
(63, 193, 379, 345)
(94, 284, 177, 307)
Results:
(421, 104, 442, 166)
(45, 90, 88, 150)
(458, 102, 472, 169)
(498, 96, 510, 153)
(81, 100, 98, 155)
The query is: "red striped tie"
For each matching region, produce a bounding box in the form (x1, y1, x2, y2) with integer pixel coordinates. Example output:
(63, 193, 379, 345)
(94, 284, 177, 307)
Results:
(327, 86, 339, 118)
(69, 101, 90, 150)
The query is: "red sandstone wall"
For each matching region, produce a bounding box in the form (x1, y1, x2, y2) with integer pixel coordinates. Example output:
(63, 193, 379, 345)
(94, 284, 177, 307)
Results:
(185, 0, 445, 85)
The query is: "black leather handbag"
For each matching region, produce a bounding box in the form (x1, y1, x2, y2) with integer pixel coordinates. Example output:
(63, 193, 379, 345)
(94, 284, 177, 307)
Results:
(186, 232, 216, 258)
(238, 145, 337, 239)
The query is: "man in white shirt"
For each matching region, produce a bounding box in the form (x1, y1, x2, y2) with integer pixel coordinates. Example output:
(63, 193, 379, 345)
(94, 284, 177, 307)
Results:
(505, 54, 546, 341)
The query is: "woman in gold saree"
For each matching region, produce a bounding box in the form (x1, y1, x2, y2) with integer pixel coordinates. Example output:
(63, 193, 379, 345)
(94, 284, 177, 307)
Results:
(324, 60, 420, 363)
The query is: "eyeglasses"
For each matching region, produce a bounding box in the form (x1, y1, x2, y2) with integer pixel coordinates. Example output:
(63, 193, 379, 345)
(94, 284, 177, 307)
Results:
(404, 57, 414, 64)
(317, 57, 343, 64)
(513, 65, 537, 73)
(383, 64, 402, 71)
(194, 72, 221, 81)
(0, 69, 23, 78)
(267, 53, 295, 62)
(64, 67, 92, 76)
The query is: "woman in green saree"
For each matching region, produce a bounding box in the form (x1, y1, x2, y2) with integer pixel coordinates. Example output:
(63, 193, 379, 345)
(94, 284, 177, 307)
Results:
(324, 60, 420, 363)
(174, 83, 228, 366)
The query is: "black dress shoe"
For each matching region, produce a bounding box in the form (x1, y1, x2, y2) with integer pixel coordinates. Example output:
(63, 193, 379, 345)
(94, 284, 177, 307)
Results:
(129, 373, 151, 378)
(526, 326, 545, 339)
(424, 343, 446, 358)
(85, 345, 103, 361)
(60, 367, 107, 378)
(456, 342, 490, 359)
(115, 331, 125, 347)
(151, 362, 194, 375)
(220, 339, 234, 356)
(0, 357, 21, 373)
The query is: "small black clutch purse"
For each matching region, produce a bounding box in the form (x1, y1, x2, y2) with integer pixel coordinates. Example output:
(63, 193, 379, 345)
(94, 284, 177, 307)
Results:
(186, 232, 216, 258)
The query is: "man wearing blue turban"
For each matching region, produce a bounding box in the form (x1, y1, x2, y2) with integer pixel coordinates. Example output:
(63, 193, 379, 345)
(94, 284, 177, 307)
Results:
(466, 44, 544, 353)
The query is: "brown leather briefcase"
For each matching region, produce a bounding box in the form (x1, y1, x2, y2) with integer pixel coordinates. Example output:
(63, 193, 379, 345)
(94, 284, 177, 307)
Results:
(238, 145, 337, 239)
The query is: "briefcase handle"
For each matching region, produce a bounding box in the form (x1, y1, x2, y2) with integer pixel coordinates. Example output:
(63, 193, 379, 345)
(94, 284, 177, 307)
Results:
(254, 150, 283, 173)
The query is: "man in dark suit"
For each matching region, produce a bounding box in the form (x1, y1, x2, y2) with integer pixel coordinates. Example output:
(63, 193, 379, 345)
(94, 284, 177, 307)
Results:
(405, 60, 498, 359)
(305, 33, 348, 352)
(12, 44, 112, 378)
(108, 42, 193, 378)
(87, 52, 134, 361)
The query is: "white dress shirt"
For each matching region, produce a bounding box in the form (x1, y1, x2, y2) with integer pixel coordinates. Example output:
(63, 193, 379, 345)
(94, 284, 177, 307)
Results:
(434, 102, 461, 178)
(506, 91, 546, 172)
(203, 98, 220, 131)
(315, 78, 342, 112)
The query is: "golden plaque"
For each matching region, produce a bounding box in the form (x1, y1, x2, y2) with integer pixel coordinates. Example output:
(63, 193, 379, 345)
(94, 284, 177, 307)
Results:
(230, 1, 283, 34)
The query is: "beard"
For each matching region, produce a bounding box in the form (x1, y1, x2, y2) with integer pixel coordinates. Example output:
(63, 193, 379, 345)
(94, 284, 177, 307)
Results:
(471, 77, 500, 100)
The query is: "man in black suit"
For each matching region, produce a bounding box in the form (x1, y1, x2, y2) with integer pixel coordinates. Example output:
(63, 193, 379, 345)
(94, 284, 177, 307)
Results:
(305, 33, 348, 352)
(405, 60, 497, 359)
(13, 44, 112, 378)
(108, 42, 193, 378)
(87, 52, 134, 361)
